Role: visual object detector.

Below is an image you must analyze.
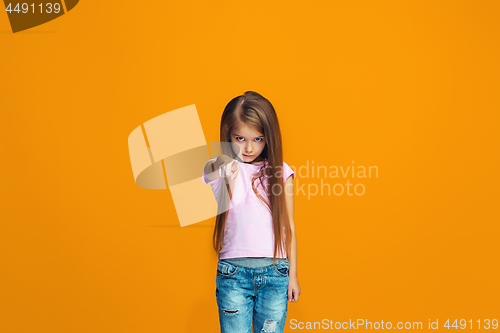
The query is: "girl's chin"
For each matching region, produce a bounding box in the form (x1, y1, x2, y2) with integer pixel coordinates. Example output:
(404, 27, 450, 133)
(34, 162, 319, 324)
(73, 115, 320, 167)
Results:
(240, 155, 254, 162)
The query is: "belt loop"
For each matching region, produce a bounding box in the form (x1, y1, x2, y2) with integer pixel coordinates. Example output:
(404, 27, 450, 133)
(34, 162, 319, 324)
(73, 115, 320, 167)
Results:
(223, 265, 228, 274)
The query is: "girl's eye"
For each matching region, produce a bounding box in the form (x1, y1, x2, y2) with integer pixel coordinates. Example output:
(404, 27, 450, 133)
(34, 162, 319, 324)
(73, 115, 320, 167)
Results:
(235, 137, 264, 142)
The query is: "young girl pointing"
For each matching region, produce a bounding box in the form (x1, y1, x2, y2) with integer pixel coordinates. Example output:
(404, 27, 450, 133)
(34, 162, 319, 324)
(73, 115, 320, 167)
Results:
(202, 91, 301, 333)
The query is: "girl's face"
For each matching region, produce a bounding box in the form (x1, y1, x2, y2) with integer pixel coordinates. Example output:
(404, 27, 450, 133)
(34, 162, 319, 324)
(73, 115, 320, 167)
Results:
(230, 122, 266, 163)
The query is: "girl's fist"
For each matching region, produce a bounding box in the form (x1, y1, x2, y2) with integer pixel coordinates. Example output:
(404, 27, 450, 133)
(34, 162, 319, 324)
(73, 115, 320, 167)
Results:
(218, 157, 239, 180)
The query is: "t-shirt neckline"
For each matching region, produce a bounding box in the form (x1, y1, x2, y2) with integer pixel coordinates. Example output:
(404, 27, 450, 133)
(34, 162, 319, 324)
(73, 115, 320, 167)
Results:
(239, 158, 267, 167)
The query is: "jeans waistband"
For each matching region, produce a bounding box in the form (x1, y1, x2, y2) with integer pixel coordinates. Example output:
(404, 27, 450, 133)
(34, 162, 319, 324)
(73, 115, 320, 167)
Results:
(220, 257, 287, 269)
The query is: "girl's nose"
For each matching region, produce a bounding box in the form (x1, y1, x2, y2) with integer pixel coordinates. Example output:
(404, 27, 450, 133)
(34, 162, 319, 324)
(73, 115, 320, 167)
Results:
(245, 143, 253, 154)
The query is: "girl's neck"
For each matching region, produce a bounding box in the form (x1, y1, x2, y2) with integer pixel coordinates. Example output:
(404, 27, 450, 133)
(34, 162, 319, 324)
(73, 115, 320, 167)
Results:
(240, 155, 266, 166)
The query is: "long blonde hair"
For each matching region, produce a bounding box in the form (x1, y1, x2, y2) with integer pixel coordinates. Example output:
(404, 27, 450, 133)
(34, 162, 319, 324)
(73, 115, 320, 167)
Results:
(213, 91, 292, 263)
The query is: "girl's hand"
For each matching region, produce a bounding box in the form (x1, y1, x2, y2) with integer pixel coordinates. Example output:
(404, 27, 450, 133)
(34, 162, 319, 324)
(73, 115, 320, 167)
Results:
(288, 276, 301, 302)
(217, 155, 239, 181)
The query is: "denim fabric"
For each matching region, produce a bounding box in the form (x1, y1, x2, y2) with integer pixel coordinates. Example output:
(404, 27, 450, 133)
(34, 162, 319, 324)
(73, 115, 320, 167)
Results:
(216, 258, 289, 333)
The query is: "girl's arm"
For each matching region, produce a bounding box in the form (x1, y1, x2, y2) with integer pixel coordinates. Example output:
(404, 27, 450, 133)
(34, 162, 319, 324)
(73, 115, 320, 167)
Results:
(284, 175, 301, 302)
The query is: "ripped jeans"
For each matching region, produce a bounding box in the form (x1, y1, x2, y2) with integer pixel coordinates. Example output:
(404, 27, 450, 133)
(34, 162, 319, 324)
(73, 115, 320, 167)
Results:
(216, 258, 289, 333)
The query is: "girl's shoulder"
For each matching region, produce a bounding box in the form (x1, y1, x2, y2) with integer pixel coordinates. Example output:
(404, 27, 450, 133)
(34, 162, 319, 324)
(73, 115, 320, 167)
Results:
(281, 161, 295, 181)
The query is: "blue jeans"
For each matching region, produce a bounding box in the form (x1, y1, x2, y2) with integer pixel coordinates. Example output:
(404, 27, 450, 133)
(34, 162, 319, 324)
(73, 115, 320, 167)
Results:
(216, 259, 289, 333)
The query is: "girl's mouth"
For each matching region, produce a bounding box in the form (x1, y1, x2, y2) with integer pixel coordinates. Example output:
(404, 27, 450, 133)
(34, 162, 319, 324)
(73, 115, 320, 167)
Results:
(242, 154, 252, 157)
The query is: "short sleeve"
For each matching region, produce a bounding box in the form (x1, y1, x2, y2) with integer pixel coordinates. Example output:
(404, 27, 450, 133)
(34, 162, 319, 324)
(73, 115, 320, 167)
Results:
(202, 157, 218, 184)
(282, 161, 295, 182)
(202, 157, 224, 199)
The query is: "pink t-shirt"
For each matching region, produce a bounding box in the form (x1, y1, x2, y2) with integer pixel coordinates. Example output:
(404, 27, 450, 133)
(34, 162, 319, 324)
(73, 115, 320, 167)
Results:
(202, 157, 295, 259)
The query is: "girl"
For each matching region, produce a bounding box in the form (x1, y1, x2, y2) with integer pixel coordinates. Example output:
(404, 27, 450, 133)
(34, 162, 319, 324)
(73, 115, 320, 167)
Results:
(202, 91, 301, 333)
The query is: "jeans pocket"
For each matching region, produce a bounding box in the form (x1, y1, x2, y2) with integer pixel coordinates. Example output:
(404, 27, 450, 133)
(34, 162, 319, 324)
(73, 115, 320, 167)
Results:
(273, 261, 289, 277)
(217, 261, 239, 277)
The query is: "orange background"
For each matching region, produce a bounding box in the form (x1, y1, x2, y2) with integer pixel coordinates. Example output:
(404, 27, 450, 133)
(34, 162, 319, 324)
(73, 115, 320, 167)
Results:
(1, 1, 499, 332)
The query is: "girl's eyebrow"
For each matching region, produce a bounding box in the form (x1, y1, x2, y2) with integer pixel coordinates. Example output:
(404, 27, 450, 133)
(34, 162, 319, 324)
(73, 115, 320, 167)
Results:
(233, 133, 265, 138)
